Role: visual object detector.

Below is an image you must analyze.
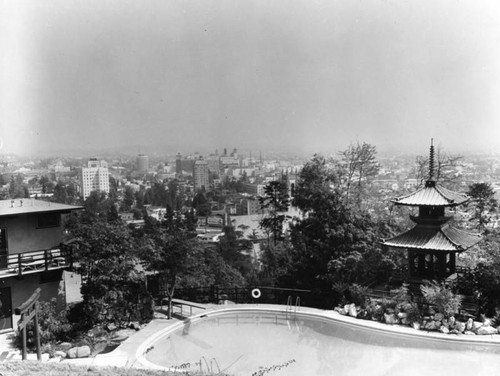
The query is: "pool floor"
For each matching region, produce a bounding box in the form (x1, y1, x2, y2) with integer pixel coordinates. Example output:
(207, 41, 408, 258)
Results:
(144, 310, 500, 376)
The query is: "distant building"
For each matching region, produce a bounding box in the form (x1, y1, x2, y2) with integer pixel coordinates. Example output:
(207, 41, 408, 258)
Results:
(136, 154, 149, 173)
(80, 159, 110, 199)
(205, 155, 221, 177)
(176, 153, 196, 175)
(193, 159, 210, 192)
(239, 197, 262, 215)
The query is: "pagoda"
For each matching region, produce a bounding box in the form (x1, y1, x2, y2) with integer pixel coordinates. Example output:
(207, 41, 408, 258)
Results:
(383, 142, 481, 281)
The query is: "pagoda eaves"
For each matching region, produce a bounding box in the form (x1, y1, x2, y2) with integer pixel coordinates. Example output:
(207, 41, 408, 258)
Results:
(383, 223, 482, 252)
(392, 183, 469, 207)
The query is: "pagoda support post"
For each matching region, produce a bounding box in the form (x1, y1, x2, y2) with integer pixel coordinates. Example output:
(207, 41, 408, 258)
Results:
(417, 253, 426, 275)
(437, 253, 446, 278)
(449, 253, 456, 274)
(408, 250, 416, 276)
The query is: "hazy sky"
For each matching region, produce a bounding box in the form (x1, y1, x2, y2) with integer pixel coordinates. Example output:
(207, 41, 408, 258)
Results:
(1, 0, 500, 156)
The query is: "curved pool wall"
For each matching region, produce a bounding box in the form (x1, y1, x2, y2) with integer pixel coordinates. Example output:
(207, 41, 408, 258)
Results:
(136, 305, 500, 376)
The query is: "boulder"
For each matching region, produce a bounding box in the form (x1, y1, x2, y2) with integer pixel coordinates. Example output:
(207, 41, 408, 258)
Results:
(397, 312, 408, 319)
(76, 345, 91, 358)
(448, 316, 456, 327)
(129, 321, 141, 330)
(441, 319, 449, 330)
(456, 321, 466, 333)
(357, 309, 369, 320)
(54, 350, 67, 359)
(424, 321, 439, 331)
(439, 326, 449, 334)
(476, 326, 498, 335)
(106, 323, 118, 332)
(412, 322, 421, 331)
(67, 346, 91, 359)
(472, 321, 484, 332)
(384, 313, 399, 325)
(464, 331, 476, 336)
(67, 348, 77, 359)
(335, 306, 347, 315)
(449, 329, 459, 335)
(466, 318, 474, 331)
(434, 313, 444, 321)
(482, 318, 492, 327)
(348, 304, 358, 318)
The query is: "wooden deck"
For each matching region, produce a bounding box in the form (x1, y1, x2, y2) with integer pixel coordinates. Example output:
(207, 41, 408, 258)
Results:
(0, 248, 71, 279)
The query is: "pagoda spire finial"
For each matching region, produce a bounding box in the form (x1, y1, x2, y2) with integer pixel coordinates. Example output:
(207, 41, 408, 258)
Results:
(426, 139, 436, 187)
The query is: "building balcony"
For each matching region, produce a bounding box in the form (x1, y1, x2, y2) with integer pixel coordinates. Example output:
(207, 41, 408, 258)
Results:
(0, 247, 73, 279)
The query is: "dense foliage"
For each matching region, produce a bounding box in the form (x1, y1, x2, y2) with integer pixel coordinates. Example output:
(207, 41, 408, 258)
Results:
(258, 178, 290, 245)
(67, 218, 149, 327)
(266, 153, 399, 290)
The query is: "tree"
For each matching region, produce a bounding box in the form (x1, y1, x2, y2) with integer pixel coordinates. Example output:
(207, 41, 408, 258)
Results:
(121, 185, 136, 211)
(288, 154, 394, 289)
(468, 182, 498, 231)
(340, 142, 379, 204)
(138, 212, 200, 319)
(52, 183, 68, 204)
(414, 147, 462, 188)
(9, 174, 28, 198)
(192, 192, 211, 217)
(218, 225, 254, 280)
(39, 175, 50, 194)
(258, 241, 293, 286)
(258, 179, 290, 245)
(68, 219, 149, 327)
(52, 181, 79, 205)
(165, 179, 183, 212)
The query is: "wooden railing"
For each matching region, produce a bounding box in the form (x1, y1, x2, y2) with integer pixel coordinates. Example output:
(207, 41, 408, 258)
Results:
(0, 246, 73, 278)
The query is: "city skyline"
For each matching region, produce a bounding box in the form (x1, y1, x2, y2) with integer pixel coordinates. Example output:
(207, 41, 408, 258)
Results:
(1, 0, 500, 157)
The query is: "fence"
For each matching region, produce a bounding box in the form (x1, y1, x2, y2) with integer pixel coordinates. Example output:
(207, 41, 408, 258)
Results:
(152, 285, 335, 310)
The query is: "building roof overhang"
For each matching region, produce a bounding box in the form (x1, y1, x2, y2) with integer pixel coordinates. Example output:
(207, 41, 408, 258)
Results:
(0, 199, 83, 217)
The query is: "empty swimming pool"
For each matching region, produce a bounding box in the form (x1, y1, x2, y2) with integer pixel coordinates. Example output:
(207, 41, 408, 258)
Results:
(138, 307, 500, 376)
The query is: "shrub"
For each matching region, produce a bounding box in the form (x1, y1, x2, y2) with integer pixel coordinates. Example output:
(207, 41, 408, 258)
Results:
(13, 298, 73, 351)
(347, 284, 368, 306)
(390, 283, 421, 324)
(332, 281, 350, 305)
(420, 281, 463, 318)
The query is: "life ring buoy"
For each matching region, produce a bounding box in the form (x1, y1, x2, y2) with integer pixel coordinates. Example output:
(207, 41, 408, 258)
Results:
(251, 288, 261, 299)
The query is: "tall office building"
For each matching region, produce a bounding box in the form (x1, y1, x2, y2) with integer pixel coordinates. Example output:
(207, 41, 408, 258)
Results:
(136, 154, 149, 172)
(193, 158, 210, 192)
(80, 158, 110, 199)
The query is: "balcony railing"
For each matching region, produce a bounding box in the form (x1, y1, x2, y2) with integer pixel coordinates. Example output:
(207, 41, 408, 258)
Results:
(0, 246, 73, 278)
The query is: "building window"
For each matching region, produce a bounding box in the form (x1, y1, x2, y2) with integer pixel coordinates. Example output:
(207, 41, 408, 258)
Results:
(37, 213, 60, 228)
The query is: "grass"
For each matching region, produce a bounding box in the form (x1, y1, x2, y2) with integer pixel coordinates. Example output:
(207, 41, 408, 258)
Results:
(0, 361, 229, 376)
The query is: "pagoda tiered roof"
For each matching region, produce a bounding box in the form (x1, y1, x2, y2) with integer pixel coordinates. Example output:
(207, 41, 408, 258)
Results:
(383, 223, 481, 252)
(391, 182, 469, 207)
